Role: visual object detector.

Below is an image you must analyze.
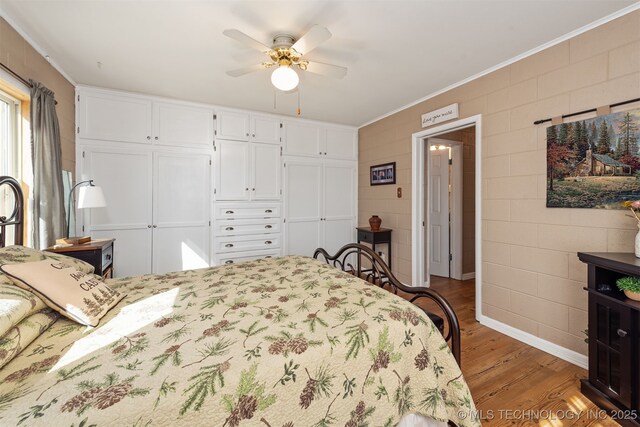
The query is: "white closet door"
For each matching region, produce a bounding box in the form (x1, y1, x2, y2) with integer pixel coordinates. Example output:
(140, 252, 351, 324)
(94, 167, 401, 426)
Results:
(251, 114, 281, 145)
(325, 128, 357, 160)
(252, 143, 280, 200)
(284, 160, 322, 256)
(282, 122, 322, 157)
(78, 91, 152, 144)
(216, 140, 249, 201)
(323, 161, 356, 253)
(152, 151, 211, 274)
(216, 111, 250, 141)
(153, 102, 213, 147)
(81, 147, 153, 277)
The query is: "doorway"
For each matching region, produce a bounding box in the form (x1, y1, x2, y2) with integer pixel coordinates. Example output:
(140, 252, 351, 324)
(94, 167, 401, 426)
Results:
(426, 138, 463, 279)
(411, 115, 482, 319)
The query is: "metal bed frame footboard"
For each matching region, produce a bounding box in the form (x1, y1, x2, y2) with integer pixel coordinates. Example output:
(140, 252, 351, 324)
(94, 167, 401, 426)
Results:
(313, 243, 461, 365)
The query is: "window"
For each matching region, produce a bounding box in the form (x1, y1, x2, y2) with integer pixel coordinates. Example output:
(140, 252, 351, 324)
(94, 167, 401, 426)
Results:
(0, 89, 21, 178)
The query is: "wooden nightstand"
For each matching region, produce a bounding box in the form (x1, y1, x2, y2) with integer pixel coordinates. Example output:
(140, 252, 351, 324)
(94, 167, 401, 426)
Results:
(356, 227, 392, 269)
(46, 239, 115, 279)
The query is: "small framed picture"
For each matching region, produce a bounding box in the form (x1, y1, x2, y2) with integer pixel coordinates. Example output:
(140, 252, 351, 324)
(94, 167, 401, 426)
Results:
(370, 162, 396, 186)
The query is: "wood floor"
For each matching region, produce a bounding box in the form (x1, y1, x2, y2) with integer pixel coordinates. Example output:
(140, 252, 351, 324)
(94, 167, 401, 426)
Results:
(408, 276, 619, 426)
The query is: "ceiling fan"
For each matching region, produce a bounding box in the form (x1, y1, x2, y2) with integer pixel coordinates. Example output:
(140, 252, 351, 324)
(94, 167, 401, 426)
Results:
(223, 25, 348, 91)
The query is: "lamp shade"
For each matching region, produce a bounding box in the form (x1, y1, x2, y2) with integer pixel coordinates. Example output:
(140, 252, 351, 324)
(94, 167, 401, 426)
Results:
(271, 66, 299, 91)
(77, 185, 106, 209)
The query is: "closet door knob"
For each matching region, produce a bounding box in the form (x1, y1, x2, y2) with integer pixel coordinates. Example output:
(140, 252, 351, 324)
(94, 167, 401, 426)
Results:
(246, 133, 249, 137)
(225, 243, 234, 248)
(245, 188, 249, 191)
(617, 329, 628, 337)
(148, 225, 152, 228)
(146, 136, 151, 140)
(319, 151, 322, 155)
(324, 152, 327, 155)
(252, 188, 255, 191)
(265, 209, 273, 213)
(252, 134, 255, 137)
(225, 210, 234, 214)
(225, 260, 234, 265)
(225, 227, 234, 231)
(154, 136, 159, 140)
(265, 240, 272, 245)
(153, 225, 157, 228)
(265, 225, 272, 229)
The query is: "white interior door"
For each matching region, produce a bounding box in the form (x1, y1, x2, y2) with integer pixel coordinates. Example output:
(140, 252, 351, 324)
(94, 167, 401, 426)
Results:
(284, 160, 322, 256)
(216, 139, 249, 201)
(429, 148, 450, 277)
(153, 151, 211, 274)
(81, 147, 152, 277)
(251, 143, 280, 200)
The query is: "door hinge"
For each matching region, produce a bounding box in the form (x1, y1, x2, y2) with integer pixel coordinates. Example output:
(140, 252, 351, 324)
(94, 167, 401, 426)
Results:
(214, 130, 217, 136)
(214, 188, 217, 194)
(280, 189, 282, 195)
(209, 159, 212, 165)
(280, 123, 283, 128)
(213, 114, 217, 120)
(209, 221, 211, 226)
(283, 218, 286, 223)
(77, 95, 80, 102)
(213, 142, 216, 151)
(77, 126, 80, 134)
(280, 147, 282, 156)
(449, 158, 453, 165)
(82, 225, 85, 232)
(449, 254, 453, 261)
(422, 221, 424, 226)
(82, 151, 85, 158)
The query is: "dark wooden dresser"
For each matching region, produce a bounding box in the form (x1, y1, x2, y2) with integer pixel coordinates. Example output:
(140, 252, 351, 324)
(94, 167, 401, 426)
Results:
(578, 252, 640, 426)
(46, 239, 114, 279)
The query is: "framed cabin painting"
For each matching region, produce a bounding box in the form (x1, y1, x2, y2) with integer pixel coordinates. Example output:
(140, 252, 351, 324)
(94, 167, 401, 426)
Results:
(370, 162, 396, 186)
(546, 108, 640, 208)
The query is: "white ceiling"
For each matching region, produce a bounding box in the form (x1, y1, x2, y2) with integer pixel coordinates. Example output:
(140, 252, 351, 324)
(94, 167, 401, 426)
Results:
(0, 1, 636, 126)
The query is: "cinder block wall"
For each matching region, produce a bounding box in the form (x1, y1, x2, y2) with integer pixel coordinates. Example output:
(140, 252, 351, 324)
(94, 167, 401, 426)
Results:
(0, 17, 75, 173)
(358, 11, 640, 355)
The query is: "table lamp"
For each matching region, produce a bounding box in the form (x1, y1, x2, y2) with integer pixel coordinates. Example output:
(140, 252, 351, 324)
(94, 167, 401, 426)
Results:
(65, 179, 106, 241)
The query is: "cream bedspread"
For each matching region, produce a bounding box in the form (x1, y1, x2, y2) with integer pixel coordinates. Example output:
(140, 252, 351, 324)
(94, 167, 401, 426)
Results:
(0, 256, 478, 426)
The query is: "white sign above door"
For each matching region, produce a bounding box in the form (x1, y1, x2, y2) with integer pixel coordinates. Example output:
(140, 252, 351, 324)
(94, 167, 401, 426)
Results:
(421, 103, 459, 128)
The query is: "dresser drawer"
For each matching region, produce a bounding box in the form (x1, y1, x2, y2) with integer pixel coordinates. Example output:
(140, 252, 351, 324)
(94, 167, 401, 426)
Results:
(214, 249, 280, 266)
(215, 235, 280, 253)
(101, 244, 113, 271)
(214, 219, 280, 236)
(214, 203, 280, 219)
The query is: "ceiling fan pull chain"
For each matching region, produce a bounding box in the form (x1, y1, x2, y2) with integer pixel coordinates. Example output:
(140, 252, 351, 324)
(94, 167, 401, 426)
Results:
(297, 89, 301, 116)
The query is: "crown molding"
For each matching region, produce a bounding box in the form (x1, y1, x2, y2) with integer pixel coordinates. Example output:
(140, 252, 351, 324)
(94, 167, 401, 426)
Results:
(0, 6, 77, 86)
(359, 2, 640, 128)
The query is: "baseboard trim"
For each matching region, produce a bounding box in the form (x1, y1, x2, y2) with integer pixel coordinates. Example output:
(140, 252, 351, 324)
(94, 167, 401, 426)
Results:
(461, 272, 475, 281)
(478, 314, 588, 369)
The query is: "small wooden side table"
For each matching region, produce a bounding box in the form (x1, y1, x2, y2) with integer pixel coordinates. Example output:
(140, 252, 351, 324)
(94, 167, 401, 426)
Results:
(356, 227, 392, 269)
(46, 239, 115, 279)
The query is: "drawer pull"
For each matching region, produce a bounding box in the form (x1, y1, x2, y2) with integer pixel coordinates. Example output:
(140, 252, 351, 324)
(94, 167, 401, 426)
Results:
(225, 243, 234, 248)
(105, 254, 112, 261)
(265, 225, 272, 229)
(265, 209, 273, 213)
(617, 329, 628, 337)
(225, 210, 234, 214)
(265, 240, 272, 245)
(225, 227, 234, 231)
(225, 260, 234, 265)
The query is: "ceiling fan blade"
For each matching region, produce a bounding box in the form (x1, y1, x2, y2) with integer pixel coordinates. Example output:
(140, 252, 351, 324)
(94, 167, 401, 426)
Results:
(291, 25, 331, 55)
(226, 64, 266, 77)
(223, 29, 271, 53)
(304, 61, 347, 79)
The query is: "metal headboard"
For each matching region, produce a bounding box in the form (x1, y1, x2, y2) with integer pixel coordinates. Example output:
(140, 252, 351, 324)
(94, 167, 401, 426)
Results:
(0, 176, 24, 247)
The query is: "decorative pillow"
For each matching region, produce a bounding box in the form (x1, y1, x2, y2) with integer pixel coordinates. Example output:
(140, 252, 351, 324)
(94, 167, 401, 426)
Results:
(0, 245, 95, 275)
(0, 260, 124, 327)
(0, 283, 47, 337)
(0, 308, 59, 368)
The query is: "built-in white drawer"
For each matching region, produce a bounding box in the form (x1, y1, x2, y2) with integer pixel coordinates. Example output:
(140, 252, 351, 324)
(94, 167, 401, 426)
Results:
(216, 234, 280, 253)
(214, 203, 280, 219)
(214, 218, 281, 236)
(214, 249, 281, 266)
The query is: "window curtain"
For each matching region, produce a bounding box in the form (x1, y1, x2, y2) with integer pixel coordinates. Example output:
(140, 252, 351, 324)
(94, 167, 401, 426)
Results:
(29, 80, 65, 249)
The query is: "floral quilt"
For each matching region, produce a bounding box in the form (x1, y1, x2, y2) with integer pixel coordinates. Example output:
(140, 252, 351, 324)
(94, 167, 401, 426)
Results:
(0, 256, 478, 426)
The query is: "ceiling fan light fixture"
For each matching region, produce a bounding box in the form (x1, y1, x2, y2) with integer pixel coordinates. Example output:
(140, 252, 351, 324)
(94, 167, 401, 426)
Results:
(271, 66, 299, 91)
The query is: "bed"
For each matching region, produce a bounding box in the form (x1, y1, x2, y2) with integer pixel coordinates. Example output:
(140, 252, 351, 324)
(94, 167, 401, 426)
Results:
(0, 176, 478, 426)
